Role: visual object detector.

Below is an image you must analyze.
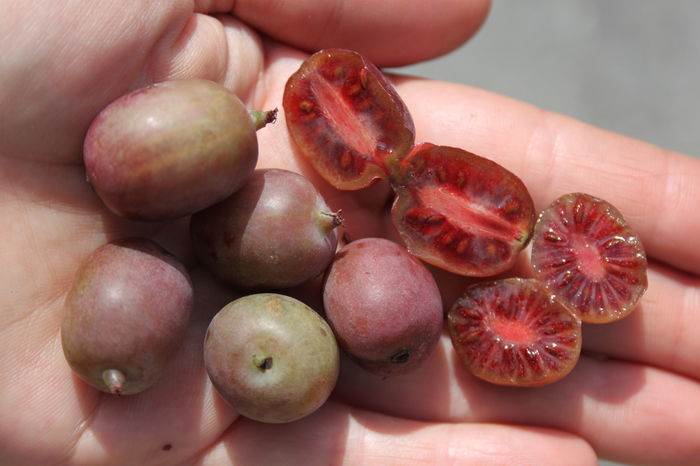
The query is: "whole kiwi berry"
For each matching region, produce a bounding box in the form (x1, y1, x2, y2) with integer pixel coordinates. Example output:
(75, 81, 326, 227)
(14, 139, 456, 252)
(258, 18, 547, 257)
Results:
(83, 79, 275, 221)
(322, 237, 444, 376)
(203, 293, 339, 423)
(191, 168, 341, 290)
(61, 238, 193, 395)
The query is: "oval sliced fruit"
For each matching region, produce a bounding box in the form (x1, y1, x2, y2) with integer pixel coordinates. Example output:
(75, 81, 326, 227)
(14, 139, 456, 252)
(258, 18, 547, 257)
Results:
(530, 192, 648, 323)
(391, 143, 535, 277)
(283, 48, 415, 190)
(447, 278, 582, 387)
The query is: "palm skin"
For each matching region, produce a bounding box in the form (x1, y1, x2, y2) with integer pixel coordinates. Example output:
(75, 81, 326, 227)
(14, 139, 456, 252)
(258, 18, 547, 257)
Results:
(1, 1, 699, 465)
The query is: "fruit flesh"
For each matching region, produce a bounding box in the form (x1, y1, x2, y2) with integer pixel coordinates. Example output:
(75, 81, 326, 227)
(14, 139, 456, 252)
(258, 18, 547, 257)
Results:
(530, 192, 648, 323)
(203, 293, 339, 423)
(190, 168, 341, 289)
(61, 238, 193, 395)
(84, 79, 259, 220)
(284, 49, 415, 189)
(448, 278, 582, 387)
(322, 238, 444, 376)
(391, 143, 536, 277)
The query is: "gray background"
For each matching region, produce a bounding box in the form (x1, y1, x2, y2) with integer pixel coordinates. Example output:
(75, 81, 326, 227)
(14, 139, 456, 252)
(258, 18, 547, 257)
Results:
(394, 1, 699, 465)
(395, 0, 699, 160)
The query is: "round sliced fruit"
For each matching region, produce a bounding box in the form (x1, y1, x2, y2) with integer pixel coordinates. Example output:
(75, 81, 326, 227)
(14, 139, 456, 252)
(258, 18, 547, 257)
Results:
(283, 48, 415, 190)
(447, 278, 581, 387)
(530, 192, 648, 323)
(391, 143, 535, 277)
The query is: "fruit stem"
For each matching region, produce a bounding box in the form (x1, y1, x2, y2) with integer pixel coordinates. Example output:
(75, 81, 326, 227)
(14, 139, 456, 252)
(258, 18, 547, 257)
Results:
(319, 210, 343, 232)
(102, 369, 126, 395)
(248, 109, 278, 130)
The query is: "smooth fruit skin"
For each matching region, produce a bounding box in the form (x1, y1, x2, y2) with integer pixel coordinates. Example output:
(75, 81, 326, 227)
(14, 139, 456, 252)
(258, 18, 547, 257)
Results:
(84, 79, 258, 220)
(61, 238, 193, 395)
(190, 168, 341, 290)
(203, 293, 339, 423)
(283, 49, 415, 190)
(447, 278, 582, 387)
(530, 192, 648, 323)
(391, 143, 536, 277)
(322, 237, 444, 377)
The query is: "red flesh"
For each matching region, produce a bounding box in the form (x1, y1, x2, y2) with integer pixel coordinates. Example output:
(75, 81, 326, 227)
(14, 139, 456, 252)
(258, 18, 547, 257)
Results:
(391, 143, 535, 276)
(531, 192, 648, 323)
(283, 49, 415, 190)
(447, 278, 582, 387)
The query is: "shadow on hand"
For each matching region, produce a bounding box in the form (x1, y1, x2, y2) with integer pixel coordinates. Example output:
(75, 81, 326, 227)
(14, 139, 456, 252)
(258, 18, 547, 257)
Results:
(223, 402, 351, 466)
(451, 307, 646, 436)
(332, 333, 454, 425)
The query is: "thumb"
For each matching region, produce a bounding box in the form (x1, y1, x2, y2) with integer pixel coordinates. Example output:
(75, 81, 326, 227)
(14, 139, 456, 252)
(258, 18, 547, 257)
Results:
(0, 2, 263, 164)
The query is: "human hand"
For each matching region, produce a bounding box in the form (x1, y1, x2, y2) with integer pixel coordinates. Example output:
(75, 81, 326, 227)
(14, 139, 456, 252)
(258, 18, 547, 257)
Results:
(1, 1, 699, 465)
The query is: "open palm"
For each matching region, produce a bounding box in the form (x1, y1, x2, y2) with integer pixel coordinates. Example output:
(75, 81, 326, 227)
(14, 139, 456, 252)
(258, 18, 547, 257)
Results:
(2, 1, 699, 465)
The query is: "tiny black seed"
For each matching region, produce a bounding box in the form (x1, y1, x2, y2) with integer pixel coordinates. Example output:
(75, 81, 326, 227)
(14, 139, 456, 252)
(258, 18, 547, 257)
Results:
(162, 444, 172, 451)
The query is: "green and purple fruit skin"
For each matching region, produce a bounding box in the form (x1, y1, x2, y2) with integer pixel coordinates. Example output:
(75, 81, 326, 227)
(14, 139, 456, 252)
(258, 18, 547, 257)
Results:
(61, 238, 193, 395)
(203, 293, 339, 423)
(322, 237, 444, 376)
(191, 168, 341, 290)
(84, 79, 258, 221)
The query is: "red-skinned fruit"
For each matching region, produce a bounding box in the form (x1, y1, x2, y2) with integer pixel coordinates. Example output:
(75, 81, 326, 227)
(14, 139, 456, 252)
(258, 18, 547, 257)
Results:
(322, 237, 444, 377)
(447, 278, 582, 387)
(84, 79, 275, 221)
(190, 168, 342, 290)
(530, 192, 648, 323)
(61, 238, 193, 395)
(390, 143, 536, 277)
(283, 48, 415, 190)
(204, 293, 339, 423)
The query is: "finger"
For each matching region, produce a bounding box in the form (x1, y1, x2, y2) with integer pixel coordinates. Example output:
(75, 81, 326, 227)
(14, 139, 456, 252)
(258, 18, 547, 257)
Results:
(205, 0, 491, 67)
(334, 337, 700, 465)
(258, 51, 700, 274)
(196, 402, 596, 466)
(0, 2, 263, 163)
(147, 14, 264, 99)
(395, 78, 700, 275)
(257, 50, 700, 379)
(581, 261, 700, 380)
